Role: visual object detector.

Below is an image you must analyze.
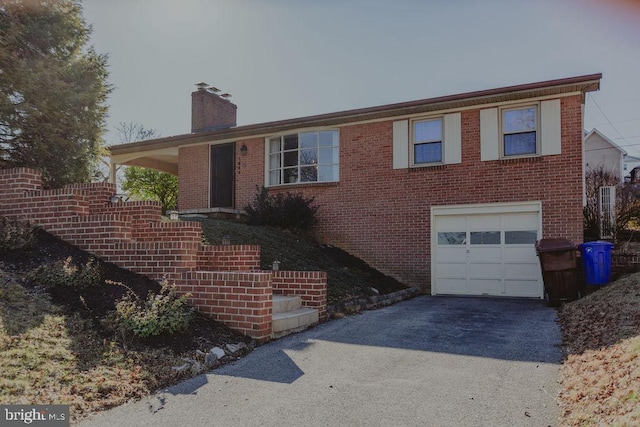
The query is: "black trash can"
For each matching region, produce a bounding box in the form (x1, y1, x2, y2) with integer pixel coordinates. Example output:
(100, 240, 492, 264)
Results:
(536, 238, 582, 306)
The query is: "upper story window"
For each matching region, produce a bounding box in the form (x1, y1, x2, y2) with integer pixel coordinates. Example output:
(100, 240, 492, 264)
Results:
(502, 105, 538, 157)
(411, 118, 443, 165)
(268, 130, 339, 186)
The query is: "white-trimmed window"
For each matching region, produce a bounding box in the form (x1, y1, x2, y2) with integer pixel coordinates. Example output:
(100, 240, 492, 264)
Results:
(501, 105, 538, 157)
(411, 118, 443, 165)
(393, 113, 461, 169)
(267, 130, 339, 186)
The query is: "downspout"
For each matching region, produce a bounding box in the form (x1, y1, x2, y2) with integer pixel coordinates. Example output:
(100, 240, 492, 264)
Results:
(582, 103, 587, 207)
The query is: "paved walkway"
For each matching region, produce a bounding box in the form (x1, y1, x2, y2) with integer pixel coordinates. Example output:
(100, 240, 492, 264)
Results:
(82, 296, 561, 427)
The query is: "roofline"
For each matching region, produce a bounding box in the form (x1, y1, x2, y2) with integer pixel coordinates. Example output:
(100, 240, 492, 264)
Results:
(109, 73, 602, 156)
(585, 127, 628, 156)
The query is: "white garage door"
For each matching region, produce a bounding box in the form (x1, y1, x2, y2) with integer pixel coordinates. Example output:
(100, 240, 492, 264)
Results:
(431, 202, 543, 298)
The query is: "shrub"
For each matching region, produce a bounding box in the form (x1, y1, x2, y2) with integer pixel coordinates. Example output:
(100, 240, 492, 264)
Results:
(244, 186, 318, 232)
(26, 257, 101, 289)
(0, 217, 35, 252)
(113, 280, 194, 338)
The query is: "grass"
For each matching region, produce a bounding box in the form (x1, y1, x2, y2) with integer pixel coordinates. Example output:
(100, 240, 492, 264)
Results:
(558, 273, 640, 426)
(0, 269, 188, 423)
(193, 217, 408, 304)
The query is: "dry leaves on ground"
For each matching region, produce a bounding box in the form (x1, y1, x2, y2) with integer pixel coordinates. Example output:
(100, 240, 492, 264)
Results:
(558, 274, 640, 426)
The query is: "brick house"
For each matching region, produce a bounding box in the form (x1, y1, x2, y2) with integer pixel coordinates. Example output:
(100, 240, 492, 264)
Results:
(109, 73, 602, 298)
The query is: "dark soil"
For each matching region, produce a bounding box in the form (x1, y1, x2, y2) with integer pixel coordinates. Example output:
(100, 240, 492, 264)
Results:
(0, 228, 250, 354)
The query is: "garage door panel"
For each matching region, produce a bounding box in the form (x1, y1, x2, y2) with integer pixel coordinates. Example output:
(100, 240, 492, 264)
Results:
(435, 246, 466, 258)
(468, 263, 502, 279)
(505, 280, 541, 297)
(436, 216, 466, 229)
(437, 263, 468, 279)
(468, 248, 502, 263)
(438, 278, 468, 294)
(469, 279, 504, 295)
(504, 247, 537, 263)
(503, 212, 538, 228)
(468, 215, 501, 229)
(504, 263, 541, 280)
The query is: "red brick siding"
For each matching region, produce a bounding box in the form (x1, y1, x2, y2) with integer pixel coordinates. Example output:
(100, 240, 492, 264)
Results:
(236, 137, 265, 208)
(224, 95, 585, 290)
(191, 90, 237, 132)
(180, 270, 273, 342)
(178, 145, 209, 210)
(108, 201, 163, 231)
(197, 245, 261, 271)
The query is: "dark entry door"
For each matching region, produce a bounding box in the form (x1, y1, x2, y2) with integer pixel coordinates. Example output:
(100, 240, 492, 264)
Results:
(210, 143, 235, 208)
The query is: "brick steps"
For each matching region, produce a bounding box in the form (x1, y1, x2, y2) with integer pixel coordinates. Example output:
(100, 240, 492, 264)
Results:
(272, 294, 319, 338)
(273, 294, 302, 313)
(0, 167, 328, 342)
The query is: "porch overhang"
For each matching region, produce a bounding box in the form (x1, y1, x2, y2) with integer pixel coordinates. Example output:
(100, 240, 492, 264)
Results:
(109, 147, 179, 176)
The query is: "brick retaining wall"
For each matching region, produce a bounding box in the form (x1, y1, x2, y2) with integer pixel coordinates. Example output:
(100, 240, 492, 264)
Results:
(0, 168, 326, 341)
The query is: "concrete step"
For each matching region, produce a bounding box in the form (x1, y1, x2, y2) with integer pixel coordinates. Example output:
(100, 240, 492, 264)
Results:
(272, 307, 319, 339)
(273, 294, 302, 314)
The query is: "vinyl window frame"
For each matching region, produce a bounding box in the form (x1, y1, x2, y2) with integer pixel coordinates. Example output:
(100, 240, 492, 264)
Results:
(499, 103, 540, 158)
(410, 116, 444, 166)
(266, 129, 340, 187)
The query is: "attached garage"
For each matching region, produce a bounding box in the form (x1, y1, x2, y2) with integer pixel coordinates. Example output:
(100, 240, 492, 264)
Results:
(431, 202, 543, 298)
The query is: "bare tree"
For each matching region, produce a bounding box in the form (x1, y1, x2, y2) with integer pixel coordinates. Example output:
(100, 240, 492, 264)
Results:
(584, 165, 640, 241)
(93, 122, 160, 185)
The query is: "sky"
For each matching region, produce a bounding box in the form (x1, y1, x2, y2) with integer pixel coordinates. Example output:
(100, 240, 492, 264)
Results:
(82, 0, 640, 155)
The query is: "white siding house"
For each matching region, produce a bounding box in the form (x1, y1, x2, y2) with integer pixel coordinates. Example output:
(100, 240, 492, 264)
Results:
(584, 128, 627, 181)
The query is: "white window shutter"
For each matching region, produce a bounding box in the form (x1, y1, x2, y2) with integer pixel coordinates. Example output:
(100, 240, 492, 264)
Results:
(480, 108, 499, 161)
(443, 113, 462, 164)
(540, 99, 561, 156)
(393, 120, 409, 169)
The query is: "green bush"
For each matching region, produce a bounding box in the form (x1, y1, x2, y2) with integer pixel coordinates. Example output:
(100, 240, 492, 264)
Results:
(26, 257, 101, 289)
(113, 280, 194, 338)
(244, 186, 318, 232)
(0, 217, 35, 252)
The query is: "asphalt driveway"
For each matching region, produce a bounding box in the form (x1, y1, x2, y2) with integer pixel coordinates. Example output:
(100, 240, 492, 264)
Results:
(82, 296, 561, 427)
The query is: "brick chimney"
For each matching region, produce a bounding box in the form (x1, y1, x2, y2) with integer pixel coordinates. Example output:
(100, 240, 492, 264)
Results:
(191, 82, 237, 132)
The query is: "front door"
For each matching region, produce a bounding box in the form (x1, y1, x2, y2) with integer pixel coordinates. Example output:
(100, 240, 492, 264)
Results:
(210, 143, 235, 208)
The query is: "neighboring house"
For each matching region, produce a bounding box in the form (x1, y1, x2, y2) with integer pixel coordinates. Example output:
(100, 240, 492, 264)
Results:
(584, 128, 627, 181)
(109, 73, 602, 298)
(623, 155, 640, 179)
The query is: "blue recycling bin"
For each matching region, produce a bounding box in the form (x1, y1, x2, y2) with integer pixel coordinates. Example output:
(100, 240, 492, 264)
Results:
(579, 241, 614, 285)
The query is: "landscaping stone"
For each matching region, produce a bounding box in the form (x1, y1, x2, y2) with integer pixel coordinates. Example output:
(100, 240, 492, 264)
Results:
(226, 343, 242, 354)
(190, 361, 202, 375)
(204, 352, 219, 368)
(172, 363, 190, 372)
(210, 346, 226, 360)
